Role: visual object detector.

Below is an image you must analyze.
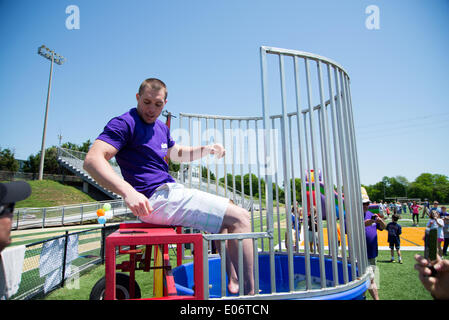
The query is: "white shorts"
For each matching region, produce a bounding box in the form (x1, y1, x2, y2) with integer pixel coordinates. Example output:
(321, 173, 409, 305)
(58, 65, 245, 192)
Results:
(138, 183, 229, 234)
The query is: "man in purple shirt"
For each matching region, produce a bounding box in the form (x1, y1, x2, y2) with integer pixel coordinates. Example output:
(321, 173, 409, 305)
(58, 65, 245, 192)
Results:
(363, 192, 386, 300)
(84, 78, 254, 295)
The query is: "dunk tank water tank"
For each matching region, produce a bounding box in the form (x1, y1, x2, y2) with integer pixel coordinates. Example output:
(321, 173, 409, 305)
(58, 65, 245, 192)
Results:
(170, 46, 370, 300)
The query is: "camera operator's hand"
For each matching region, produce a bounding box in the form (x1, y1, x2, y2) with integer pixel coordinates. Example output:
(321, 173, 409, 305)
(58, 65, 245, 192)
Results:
(365, 214, 377, 226)
(415, 254, 449, 300)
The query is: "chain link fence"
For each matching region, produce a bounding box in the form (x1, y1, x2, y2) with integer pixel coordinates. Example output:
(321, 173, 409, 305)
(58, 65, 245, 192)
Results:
(8, 225, 119, 300)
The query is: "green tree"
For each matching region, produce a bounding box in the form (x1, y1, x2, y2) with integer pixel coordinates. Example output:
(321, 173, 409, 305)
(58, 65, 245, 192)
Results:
(61, 142, 79, 150)
(79, 139, 92, 153)
(201, 166, 216, 181)
(168, 159, 180, 173)
(0, 148, 19, 172)
(290, 178, 302, 203)
(408, 182, 432, 200)
(433, 174, 449, 203)
(61, 139, 92, 152)
(389, 176, 408, 198)
(415, 173, 434, 187)
(23, 153, 40, 174)
(364, 173, 449, 203)
(242, 173, 265, 199)
(23, 146, 73, 175)
(364, 184, 383, 202)
(219, 173, 266, 199)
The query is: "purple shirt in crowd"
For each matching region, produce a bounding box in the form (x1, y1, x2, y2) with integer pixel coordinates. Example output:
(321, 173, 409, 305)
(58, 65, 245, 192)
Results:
(97, 108, 176, 198)
(364, 210, 381, 259)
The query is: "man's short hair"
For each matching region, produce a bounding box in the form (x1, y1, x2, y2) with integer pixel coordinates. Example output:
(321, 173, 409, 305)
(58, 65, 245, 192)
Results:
(138, 78, 168, 100)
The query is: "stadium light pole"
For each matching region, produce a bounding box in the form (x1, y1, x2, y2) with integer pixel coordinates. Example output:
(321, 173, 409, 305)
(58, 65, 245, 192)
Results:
(37, 45, 66, 180)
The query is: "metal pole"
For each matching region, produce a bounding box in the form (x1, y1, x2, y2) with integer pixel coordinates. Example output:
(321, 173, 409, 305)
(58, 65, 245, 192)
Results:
(278, 54, 294, 291)
(260, 46, 276, 293)
(271, 118, 281, 251)
(61, 230, 69, 288)
(293, 56, 312, 290)
(305, 57, 327, 288)
(255, 120, 264, 250)
(38, 54, 54, 180)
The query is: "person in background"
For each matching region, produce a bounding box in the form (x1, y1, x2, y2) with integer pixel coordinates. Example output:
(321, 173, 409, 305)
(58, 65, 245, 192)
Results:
(441, 207, 449, 256)
(429, 201, 442, 217)
(402, 202, 407, 215)
(362, 188, 386, 300)
(0, 181, 31, 253)
(396, 202, 402, 215)
(285, 201, 302, 251)
(422, 200, 430, 219)
(307, 208, 319, 253)
(424, 210, 444, 259)
(386, 214, 402, 263)
(411, 201, 422, 226)
(385, 202, 391, 218)
(378, 200, 384, 217)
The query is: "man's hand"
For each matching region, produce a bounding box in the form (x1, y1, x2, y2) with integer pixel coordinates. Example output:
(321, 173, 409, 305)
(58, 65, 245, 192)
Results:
(123, 189, 153, 217)
(414, 254, 449, 300)
(204, 144, 225, 159)
(365, 219, 375, 227)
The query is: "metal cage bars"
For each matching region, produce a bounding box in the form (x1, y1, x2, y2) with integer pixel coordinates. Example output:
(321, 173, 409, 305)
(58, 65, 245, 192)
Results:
(259, 46, 369, 294)
(172, 46, 369, 299)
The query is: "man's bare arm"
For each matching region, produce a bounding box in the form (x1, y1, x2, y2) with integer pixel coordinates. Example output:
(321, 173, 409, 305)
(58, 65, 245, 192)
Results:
(83, 140, 152, 217)
(167, 143, 225, 163)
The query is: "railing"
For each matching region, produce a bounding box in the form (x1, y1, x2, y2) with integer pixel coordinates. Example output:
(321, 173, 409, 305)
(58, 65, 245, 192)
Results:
(13, 200, 133, 230)
(0, 170, 82, 182)
(8, 225, 118, 300)
(57, 147, 122, 199)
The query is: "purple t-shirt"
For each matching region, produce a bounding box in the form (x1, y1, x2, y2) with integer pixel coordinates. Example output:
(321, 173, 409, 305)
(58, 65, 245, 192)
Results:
(364, 210, 381, 259)
(96, 108, 176, 198)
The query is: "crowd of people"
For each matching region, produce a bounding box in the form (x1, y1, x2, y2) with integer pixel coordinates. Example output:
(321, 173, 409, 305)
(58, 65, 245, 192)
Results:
(364, 196, 449, 300)
(287, 192, 449, 300)
(375, 200, 446, 225)
(374, 199, 449, 256)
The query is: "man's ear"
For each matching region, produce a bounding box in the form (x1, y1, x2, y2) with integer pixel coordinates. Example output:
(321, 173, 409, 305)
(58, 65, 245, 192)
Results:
(136, 93, 140, 101)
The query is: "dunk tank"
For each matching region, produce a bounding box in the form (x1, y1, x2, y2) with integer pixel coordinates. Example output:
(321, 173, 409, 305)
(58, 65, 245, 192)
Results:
(98, 46, 370, 300)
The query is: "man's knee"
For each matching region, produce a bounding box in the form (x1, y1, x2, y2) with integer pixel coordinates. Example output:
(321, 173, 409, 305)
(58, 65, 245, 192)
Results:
(239, 209, 251, 230)
(234, 207, 251, 231)
(223, 204, 251, 232)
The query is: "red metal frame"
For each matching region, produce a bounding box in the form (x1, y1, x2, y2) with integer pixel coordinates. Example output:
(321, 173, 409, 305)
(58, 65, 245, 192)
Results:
(104, 223, 204, 300)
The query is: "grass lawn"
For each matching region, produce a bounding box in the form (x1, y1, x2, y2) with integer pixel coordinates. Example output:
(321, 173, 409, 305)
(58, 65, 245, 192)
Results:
(43, 247, 188, 300)
(42, 246, 432, 300)
(25, 201, 438, 300)
(367, 250, 432, 300)
(11, 180, 97, 208)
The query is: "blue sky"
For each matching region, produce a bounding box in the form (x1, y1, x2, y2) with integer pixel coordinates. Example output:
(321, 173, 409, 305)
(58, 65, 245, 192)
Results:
(0, 0, 448, 185)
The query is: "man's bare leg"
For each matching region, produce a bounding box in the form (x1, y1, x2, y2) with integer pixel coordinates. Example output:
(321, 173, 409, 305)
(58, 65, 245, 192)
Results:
(219, 202, 254, 295)
(215, 230, 239, 294)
